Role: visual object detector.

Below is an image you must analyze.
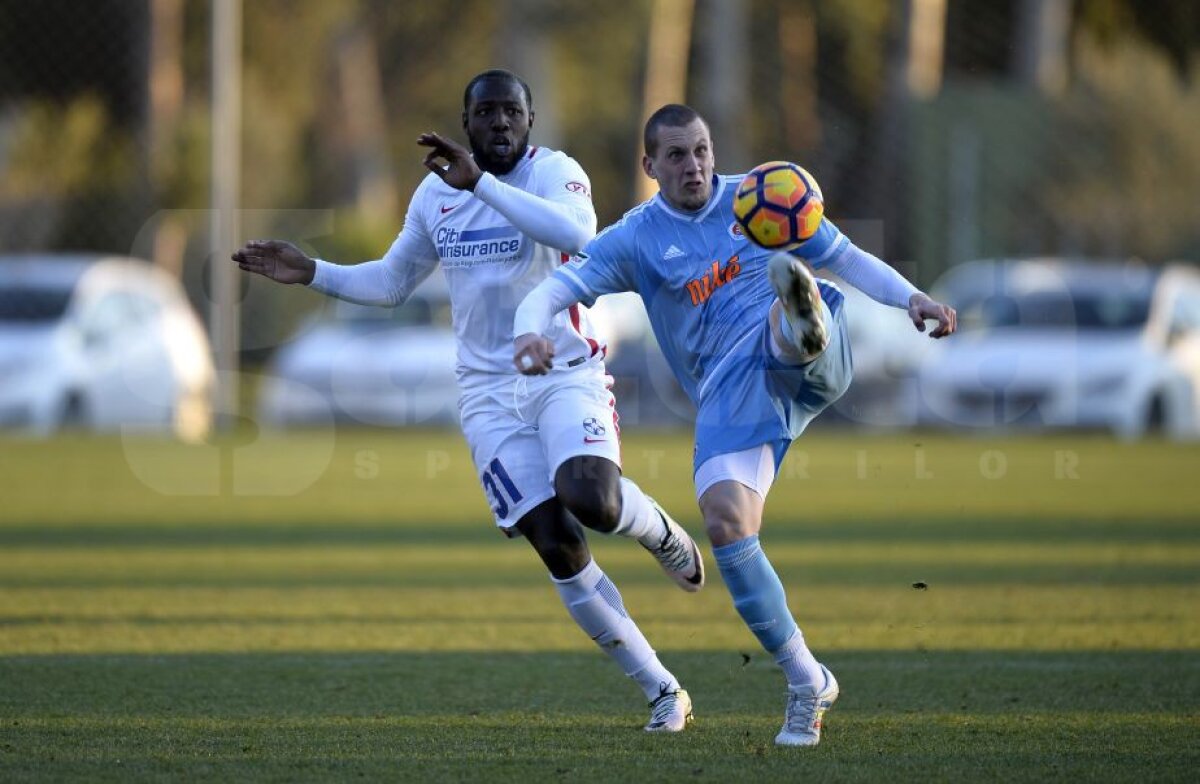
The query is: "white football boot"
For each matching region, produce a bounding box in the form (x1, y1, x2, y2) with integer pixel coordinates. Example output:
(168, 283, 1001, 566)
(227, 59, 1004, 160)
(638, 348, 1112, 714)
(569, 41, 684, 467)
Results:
(645, 686, 694, 733)
(768, 252, 829, 361)
(638, 498, 705, 593)
(775, 664, 839, 747)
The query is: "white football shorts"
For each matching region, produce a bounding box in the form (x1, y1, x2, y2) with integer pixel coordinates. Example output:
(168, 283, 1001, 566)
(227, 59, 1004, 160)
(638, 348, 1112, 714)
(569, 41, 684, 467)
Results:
(458, 360, 622, 531)
(694, 443, 776, 501)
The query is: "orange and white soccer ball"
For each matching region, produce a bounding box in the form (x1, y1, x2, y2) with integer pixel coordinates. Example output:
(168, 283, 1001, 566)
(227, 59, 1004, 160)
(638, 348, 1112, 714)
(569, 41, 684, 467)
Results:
(732, 161, 824, 249)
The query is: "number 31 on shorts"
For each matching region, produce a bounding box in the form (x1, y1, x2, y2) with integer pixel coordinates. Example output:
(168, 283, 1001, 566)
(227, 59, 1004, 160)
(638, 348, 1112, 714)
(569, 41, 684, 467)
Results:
(480, 458, 523, 520)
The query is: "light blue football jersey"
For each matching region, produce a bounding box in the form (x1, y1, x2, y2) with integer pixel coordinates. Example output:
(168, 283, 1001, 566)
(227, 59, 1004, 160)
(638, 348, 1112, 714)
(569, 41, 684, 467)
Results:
(554, 173, 848, 404)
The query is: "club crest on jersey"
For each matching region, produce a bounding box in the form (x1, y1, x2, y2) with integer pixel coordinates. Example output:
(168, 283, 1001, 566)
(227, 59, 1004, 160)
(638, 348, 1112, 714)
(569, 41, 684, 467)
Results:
(582, 417, 606, 436)
(685, 255, 741, 306)
(435, 225, 522, 267)
(565, 181, 591, 198)
(728, 221, 746, 240)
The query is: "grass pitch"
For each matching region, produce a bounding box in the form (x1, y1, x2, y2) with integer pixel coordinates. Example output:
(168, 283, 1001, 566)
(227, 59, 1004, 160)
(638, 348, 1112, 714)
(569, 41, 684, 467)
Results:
(1, 430, 1197, 782)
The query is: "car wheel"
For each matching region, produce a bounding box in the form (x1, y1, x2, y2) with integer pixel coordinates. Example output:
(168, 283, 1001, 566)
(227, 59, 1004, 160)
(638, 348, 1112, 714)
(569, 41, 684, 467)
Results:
(60, 392, 88, 430)
(1145, 392, 1167, 434)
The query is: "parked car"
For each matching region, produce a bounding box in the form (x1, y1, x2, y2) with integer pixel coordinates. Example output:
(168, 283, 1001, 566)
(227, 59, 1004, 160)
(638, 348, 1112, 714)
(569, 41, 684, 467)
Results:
(820, 280, 935, 428)
(257, 272, 459, 427)
(917, 258, 1200, 438)
(0, 254, 214, 439)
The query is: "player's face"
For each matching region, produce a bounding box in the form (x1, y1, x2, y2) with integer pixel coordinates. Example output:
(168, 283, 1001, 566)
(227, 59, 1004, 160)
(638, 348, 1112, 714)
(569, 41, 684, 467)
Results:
(643, 119, 715, 212)
(463, 78, 533, 175)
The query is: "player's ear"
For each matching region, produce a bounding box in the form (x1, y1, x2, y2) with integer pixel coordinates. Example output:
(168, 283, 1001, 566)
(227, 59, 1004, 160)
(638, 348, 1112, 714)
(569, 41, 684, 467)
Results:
(461, 111, 468, 131)
(641, 155, 656, 180)
(528, 110, 535, 129)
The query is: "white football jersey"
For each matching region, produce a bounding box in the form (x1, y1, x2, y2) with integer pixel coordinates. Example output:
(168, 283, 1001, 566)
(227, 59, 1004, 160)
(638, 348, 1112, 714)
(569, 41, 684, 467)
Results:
(310, 145, 605, 387)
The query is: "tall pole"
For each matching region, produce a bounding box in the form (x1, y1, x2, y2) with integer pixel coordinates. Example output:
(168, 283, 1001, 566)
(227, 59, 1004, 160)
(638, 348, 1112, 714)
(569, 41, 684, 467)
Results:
(637, 0, 694, 203)
(210, 0, 241, 430)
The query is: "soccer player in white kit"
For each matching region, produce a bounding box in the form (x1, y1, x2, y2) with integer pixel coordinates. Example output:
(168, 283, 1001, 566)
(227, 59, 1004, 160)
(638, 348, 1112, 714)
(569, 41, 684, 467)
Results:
(232, 71, 702, 732)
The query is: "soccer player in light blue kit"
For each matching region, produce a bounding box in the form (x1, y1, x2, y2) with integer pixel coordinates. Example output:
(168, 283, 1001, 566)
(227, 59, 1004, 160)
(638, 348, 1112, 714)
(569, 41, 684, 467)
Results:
(513, 104, 956, 747)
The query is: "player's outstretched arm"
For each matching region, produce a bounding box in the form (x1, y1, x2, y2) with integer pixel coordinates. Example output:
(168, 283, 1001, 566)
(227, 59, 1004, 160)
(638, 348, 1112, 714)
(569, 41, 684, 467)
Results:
(231, 239, 315, 285)
(817, 238, 956, 338)
(907, 292, 957, 338)
(513, 276, 582, 375)
(419, 131, 595, 254)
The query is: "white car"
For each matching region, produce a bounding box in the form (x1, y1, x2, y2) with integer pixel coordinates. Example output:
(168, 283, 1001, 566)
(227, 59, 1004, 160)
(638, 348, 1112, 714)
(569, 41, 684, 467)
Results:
(257, 273, 460, 427)
(0, 254, 215, 439)
(821, 280, 935, 428)
(917, 259, 1200, 439)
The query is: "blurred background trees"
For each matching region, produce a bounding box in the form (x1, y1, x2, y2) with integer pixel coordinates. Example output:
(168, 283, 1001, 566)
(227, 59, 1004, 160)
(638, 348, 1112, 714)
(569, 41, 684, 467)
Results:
(0, 0, 1197, 358)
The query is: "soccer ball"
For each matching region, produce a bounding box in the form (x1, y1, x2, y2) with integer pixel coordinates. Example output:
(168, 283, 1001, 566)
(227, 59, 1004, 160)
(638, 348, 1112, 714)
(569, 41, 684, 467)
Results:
(732, 161, 824, 249)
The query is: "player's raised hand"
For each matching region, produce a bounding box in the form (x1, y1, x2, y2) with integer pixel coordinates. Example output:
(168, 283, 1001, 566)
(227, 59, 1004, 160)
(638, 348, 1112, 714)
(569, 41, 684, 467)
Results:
(418, 132, 483, 191)
(231, 239, 316, 285)
(908, 292, 957, 338)
(513, 332, 555, 375)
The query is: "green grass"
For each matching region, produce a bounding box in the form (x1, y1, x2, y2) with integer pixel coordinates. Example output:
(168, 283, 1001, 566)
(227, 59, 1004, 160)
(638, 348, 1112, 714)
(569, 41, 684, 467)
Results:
(1, 430, 1198, 781)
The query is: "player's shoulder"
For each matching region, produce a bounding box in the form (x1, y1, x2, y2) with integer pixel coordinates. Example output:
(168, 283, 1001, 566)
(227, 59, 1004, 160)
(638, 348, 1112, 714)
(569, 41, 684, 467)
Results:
(527, 145, 573, 166)
(717, 173, 745, 200)
(412, 170, 457, 205)
(528, 145, 589, 179)
(590, 199, 656, 250)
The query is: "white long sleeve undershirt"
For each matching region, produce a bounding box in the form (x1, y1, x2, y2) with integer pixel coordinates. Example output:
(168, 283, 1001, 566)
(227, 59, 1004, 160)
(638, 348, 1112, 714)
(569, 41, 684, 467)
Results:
(473, 171, 596, 255)
(514, 275, 577, 338)
(821, 241, 920, 309)
(513, 240, 923, 340)
(309, 169, 596, 308)
(309, 228, 435, 307)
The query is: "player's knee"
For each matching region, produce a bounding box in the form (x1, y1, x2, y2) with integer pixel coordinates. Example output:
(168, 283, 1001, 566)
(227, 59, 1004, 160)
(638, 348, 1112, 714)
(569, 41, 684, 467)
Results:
(557, 479, 621, 533)
(555, 458, 622, 533)
(700, 492, 755, 546)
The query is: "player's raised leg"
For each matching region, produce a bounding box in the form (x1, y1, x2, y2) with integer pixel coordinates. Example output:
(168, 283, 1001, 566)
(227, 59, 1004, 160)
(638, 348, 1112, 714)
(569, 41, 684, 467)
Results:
(515, 499, 693, 732)
(767, 252, 829, 363)
(553, 455, 705, 593)
(698, 467, 837, 747)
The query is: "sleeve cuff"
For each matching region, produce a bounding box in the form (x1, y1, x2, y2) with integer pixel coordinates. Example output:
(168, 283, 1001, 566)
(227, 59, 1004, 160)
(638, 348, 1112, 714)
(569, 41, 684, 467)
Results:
(472, 171, 499, 203)
(554, 267, 595, 306)
(308, 258, 332, 292)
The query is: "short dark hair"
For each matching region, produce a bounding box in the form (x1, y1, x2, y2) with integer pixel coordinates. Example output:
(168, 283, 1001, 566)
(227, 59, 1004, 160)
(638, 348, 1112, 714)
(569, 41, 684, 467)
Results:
(463, 69, 533, 111)
(644, 104, 705, 156)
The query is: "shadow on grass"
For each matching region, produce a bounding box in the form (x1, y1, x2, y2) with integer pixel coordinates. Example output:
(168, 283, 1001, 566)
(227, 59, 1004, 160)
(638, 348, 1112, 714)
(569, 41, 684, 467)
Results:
(3, 517, 1199, 548)
(2, 650, 1197, 783)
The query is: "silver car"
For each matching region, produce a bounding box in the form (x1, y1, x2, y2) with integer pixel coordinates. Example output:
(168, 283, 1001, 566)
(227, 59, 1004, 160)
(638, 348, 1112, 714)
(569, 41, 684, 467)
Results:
(917, 259, 1200, 438)
(257, 274, 459, 427)
(0, 254, 214, 439)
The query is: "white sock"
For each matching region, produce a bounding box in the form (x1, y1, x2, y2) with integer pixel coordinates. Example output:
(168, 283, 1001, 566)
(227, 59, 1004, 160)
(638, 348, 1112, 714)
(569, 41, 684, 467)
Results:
(773, 629, 824, 688)
(552, 559, 679, 700)
(611, 478, 665, 544)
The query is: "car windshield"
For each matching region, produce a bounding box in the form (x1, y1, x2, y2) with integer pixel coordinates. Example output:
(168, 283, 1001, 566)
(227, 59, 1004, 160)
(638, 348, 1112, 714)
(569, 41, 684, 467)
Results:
(0, 287, 73, 322)
(961, 290, 1151, 331)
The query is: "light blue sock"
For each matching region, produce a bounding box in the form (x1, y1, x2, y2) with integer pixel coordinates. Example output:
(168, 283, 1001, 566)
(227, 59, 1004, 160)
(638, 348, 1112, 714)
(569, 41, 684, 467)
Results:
(712, 534, 798, 653)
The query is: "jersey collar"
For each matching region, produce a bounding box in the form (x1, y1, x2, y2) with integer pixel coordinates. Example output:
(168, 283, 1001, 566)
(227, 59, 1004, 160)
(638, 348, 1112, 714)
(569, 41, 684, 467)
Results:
(652, 174, 726, 223)
(497, 145, 539, 181)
